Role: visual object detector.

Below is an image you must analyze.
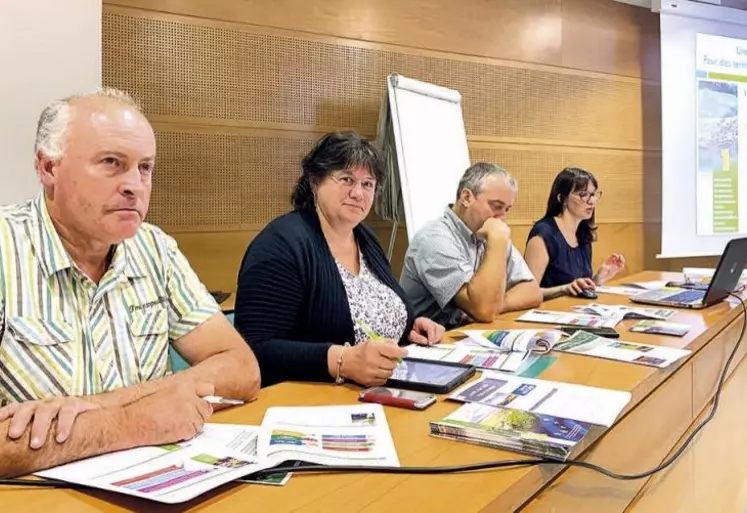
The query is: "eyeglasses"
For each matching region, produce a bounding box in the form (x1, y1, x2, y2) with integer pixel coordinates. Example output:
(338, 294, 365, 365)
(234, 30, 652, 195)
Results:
(329, 174, 377, 193)
(575, 190, 603, 203)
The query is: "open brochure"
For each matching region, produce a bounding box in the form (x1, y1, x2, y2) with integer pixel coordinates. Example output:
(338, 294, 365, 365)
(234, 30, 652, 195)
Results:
(448, 373, 631, 427)
(430, 402, 593, 461)
(554, 331, 691, 368)
(516, 309, 622, 328)
(406, 330, 562, 373)
(573, 303, 676, 321)
(36, 424, 273, 504)
(256, 404, 399, 468)
(36, 405, 399, 504)
(461, 329, 563, 353)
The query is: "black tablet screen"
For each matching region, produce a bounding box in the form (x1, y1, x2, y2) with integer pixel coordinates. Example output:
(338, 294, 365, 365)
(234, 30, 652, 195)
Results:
(391, 359, 467, 385)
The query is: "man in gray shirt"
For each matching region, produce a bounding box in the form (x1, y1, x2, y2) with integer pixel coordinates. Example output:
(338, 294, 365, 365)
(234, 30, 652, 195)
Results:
(400, 163, 543, 328)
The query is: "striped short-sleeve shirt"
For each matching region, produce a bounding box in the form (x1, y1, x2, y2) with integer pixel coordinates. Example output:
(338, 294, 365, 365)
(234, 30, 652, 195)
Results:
(0, 194, 220, 405)
(400, 206, 535, 328)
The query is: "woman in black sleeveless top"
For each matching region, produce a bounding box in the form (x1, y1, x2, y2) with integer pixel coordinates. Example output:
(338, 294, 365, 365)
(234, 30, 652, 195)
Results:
(524, 167, 625, 300)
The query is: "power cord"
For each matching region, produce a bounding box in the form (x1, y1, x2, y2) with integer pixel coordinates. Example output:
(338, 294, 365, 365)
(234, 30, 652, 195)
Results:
(2, 293, 744, 489)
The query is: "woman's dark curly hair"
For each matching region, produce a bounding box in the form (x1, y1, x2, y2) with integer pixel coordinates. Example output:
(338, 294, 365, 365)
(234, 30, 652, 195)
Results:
(291, 131, 385, 211)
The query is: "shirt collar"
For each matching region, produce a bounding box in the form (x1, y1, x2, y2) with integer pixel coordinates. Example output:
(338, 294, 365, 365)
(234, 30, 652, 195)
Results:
(30, 194, 74, 277)
(443, 206, 481, 246)
(110, 242, 147, 279)
(31, 194, 145, 279)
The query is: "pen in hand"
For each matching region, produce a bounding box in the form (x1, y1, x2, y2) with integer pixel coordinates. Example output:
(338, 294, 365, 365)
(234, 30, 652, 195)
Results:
(356, 320, 404, 363)
(202, 395, 244, 406)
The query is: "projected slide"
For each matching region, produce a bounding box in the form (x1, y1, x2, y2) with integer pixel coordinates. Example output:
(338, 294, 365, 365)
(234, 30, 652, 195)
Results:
(696, 33, 747, 235)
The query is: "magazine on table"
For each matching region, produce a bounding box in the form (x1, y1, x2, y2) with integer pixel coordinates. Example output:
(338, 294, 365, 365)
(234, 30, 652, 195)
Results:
(430, 402, 594, 460)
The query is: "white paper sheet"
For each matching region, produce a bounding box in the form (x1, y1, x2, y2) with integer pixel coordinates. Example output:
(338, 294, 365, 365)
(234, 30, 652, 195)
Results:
(595, 285, 648, 296)
(257, 404, 400, 468)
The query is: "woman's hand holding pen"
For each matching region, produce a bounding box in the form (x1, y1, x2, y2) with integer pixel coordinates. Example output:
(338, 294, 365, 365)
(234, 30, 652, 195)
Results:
(341, 340, 407, 387)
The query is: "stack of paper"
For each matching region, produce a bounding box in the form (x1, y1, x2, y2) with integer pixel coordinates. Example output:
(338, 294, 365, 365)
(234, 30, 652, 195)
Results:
(430, 373, 631, 460)
(430, 403, 591, 460)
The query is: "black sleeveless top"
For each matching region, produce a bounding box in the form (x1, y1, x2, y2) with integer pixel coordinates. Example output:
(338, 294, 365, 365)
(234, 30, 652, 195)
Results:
(527, 217, 593, 288)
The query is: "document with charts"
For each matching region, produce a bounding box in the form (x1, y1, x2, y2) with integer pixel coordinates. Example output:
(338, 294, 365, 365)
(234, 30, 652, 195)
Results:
(448, 373, 631, 427)
(36, 424, 273, 504)
(516, 309, 622, 328)
(256, 404, 400, 468)
(554, 331, 691, 368)
(406, 329, 562, 373)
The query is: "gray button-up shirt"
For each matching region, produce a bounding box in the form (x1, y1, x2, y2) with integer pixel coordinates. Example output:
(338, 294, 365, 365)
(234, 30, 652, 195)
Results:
(400, 207, 535, 328)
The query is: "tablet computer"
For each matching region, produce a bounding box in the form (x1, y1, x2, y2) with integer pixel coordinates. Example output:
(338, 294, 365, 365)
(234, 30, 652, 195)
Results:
(385, 358, 476, 394)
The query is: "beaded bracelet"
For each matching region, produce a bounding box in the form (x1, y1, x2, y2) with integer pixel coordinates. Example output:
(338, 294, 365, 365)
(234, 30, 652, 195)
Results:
(335, 342, 351, 385)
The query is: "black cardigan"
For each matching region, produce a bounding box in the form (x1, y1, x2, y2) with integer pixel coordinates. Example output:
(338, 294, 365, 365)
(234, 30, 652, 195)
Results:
(234, 210, 415, 387)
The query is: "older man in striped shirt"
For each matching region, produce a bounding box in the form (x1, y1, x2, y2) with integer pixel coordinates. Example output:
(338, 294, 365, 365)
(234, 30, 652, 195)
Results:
(0, 89, 260, 477)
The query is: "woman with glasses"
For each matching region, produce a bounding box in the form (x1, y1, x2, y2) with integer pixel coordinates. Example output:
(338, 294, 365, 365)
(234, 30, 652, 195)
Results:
(524, 167, 625, 300)
(234, 132, 445, 388)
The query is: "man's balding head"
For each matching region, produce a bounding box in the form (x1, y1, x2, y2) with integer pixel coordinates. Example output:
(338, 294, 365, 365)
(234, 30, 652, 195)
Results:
(35, 88, 156, 247)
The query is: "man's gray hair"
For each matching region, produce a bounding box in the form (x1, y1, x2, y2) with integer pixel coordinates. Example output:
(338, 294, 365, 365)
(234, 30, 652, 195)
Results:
(34, 88, 141, 162)
(456, 162, 517, 200)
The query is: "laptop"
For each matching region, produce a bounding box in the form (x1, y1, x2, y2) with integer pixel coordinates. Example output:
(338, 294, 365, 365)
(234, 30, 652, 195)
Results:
(631, 237, 747, 309)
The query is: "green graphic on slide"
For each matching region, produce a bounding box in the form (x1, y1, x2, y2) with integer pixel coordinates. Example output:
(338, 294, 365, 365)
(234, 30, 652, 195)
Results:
(713, 159, 738, 233)
(698, 79, 739, 234)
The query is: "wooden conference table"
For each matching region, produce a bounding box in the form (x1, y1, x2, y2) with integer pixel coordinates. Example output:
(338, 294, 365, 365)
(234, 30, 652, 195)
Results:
(3, 271, 747, 513)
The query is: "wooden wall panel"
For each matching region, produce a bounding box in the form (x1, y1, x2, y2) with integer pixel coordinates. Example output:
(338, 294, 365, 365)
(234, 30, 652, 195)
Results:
(104, 0, 564, 67)
(561, 0, 660, 79)
(103, 11, 659, 150)
(150, 131, 315, 229)
(469, 144, 660, 224)
(101, 0, 663, 292)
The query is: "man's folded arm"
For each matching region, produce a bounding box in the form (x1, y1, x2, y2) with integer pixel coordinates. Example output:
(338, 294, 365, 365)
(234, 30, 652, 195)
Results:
(1, 406, 137, 478)
(0, 383, 213, 478)
(86, 314, 261, 409)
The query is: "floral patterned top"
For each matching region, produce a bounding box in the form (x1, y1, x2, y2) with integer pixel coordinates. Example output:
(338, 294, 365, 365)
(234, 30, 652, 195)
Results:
(336, 254, 408, 344)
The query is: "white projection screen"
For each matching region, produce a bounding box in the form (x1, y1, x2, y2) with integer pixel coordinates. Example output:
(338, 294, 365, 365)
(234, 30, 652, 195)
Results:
(659, 0, 747, 257)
